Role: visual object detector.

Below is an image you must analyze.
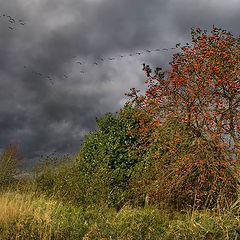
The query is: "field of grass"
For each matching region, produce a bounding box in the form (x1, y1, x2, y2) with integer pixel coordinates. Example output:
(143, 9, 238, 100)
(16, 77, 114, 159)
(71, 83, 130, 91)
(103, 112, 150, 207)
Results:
(1, 190, 240, 239)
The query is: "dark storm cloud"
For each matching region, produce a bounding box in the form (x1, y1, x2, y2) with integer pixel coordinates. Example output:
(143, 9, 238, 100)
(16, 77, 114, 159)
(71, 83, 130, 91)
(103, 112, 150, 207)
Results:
(0, 0, 239, 167)
(171, 0, 240, 37)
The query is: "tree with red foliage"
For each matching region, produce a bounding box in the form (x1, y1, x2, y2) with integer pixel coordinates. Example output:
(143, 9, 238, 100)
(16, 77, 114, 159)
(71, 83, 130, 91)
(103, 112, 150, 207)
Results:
(126, 26, 239, 209)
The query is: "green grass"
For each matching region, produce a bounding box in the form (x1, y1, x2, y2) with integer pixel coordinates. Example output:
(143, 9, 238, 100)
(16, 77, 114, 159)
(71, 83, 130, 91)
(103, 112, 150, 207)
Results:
(1, 191, 240, 239)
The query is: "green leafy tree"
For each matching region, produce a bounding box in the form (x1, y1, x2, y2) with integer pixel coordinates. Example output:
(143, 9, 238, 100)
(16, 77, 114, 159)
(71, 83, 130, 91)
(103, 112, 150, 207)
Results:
(76, 105, 148, 209)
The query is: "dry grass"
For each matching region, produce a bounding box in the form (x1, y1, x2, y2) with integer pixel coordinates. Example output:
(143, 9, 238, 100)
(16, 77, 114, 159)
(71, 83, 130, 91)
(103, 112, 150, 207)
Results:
(0, 192, 32, 222)
(0, 192, 58, 222)
(0, 192, 81, 239)
(1, 191, 240, 239)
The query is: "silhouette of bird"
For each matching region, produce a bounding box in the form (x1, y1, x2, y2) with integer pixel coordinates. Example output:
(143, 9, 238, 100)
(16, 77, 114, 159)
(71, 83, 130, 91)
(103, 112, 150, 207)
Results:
(120, 55, 125, 58)
(108, 58, 115, 60)
(7, 16, 15, 23)
(146, 50, 151, 53)
(8, 26, 14, 30)
(136, 52, 143, 55)
(76, 61, 83, 65)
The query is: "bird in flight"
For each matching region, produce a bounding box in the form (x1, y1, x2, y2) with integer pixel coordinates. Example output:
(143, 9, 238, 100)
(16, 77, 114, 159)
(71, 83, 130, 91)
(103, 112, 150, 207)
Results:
(7, 16, 15, 23)
(9, 19, 15, 23)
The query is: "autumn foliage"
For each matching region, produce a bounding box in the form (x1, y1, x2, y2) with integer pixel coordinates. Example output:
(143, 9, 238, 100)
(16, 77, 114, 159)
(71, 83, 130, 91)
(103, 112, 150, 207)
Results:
(126, 26, 240, 209)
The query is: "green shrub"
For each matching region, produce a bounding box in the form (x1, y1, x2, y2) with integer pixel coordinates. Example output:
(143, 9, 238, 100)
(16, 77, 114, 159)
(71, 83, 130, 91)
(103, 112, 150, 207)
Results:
(76, 105, 148, 209)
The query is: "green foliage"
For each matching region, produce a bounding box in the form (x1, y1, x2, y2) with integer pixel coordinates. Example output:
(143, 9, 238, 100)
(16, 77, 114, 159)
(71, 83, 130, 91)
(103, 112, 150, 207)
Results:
(76, 105, 145, 209)
(33, 105, 238, 211)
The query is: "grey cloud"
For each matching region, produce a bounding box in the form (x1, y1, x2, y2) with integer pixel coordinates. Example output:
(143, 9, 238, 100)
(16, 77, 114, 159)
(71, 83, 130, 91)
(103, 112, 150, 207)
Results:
(0, 0, 239, 168)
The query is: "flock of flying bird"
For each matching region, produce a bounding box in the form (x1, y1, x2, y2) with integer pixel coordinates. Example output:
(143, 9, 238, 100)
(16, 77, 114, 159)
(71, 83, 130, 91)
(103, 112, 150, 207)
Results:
(0, 12, 26, 30)
(22, 44, 185, 85)
(0, 11, 189, 86)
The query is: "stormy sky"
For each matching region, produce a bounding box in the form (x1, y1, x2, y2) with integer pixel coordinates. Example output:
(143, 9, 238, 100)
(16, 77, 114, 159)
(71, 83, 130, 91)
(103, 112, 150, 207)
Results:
(0, 0, 239, 167)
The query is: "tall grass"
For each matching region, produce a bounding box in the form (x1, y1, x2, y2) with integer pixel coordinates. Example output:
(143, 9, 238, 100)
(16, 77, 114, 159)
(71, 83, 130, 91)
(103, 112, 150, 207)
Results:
(0, 192, 88, 239)
(1, 191, 240, 239)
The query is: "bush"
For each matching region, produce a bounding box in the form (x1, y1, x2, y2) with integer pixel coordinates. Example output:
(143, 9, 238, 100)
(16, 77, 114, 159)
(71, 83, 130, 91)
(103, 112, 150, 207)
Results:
(129, 117, 239, 210)
(0, 144, 22, 188)
(76, 105, 149, 209)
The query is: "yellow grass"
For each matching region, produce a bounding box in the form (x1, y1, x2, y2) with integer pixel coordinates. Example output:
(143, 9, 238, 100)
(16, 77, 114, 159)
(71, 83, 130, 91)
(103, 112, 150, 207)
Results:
(1, 191, 240, 239)
(0, 191, 90, 239)
(0, 192, 59, 221)
(0, 192, 33, 222)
